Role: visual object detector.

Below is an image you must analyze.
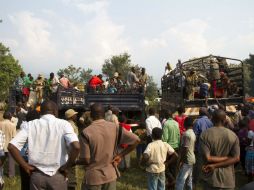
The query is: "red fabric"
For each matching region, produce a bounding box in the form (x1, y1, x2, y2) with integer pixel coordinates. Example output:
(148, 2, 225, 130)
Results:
(22, 87, 30, 96)
(174, 115, 186, 136)
(212, 80, 217, 97)
(249, 119, 254, 131)
(89, 76, 103, 88)
(120, 123, 131, 148)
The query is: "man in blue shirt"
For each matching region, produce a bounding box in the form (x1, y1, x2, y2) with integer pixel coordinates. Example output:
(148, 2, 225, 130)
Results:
(193, 107, 213, 187)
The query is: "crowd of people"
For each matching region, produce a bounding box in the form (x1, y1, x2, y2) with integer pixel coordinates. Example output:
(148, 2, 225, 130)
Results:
(162, 57, 242, 100)
(0, 96, 254, 190)
(13, 67, 148, 109)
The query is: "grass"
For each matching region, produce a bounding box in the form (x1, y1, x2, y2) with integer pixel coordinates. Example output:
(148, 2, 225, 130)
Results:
(2, 153, 147, 190)
(1, 153, 250, 190)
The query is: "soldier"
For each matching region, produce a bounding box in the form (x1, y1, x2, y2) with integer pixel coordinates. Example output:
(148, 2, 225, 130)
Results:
(220, 72, 230, 98)
(186, 69, 198, 100)
(139, 68, 148, 92)
(34, 74, 45, 104)
(210, 59, 220, 98)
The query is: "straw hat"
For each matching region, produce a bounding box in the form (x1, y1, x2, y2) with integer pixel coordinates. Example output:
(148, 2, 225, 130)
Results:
(65, 109, 78, 119)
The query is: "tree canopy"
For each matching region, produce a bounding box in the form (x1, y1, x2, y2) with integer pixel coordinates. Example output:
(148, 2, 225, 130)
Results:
(0, 43, 22, 101)
(57, 64, 93, 84)
(102, 53, 132, 79)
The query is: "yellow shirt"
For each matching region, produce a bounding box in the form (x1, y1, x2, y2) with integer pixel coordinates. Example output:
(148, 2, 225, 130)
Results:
(144, 140, 174, 173)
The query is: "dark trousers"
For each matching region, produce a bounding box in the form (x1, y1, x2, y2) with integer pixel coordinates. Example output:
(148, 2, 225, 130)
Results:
(30, 171, 67, 190)
(20, 165, 30, 190)
(136, 144, 147, 161)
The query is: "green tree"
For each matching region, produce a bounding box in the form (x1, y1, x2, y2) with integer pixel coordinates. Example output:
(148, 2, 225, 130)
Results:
(146, 76, 158, 101)
(102, 53, 132, 79)
(57, 65, 92, 84)
(243, 54, 254, 96)
(0, 43, 22, 101)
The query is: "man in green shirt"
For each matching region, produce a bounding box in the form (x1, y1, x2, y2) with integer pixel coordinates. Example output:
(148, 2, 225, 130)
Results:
(162, 110, 180, 151)
(162, 110, 180, 185)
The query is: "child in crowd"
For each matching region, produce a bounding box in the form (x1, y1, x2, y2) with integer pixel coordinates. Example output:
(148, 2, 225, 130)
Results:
(142, 127, 177, 190)
(246, 130, 254, 182)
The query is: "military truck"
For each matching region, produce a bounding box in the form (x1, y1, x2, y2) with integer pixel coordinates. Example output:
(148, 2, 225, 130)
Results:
(161, 55, 244, 116)
(8, 86, 145, 121)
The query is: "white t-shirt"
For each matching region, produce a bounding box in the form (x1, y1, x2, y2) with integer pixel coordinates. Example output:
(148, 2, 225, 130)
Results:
(144, 140, 174, 173)
(10, 114, 79, 176)
(146, 115, 162, 136)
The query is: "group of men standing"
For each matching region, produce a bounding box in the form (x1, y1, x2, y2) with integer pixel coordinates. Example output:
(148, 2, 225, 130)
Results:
(4, 101, 140, 190)
(142, 105, 243, 190)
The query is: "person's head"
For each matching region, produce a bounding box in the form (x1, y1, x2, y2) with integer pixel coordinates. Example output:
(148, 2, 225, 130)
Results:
(142, 68, 146, 74)
(38, 74, 43, 80)
(60, 74, 64, 78)
(27, 73, 31, 78)
(20, 72, 25, 78)
(40, 100, 58, 117)
(112, 107, 120, 116)
(148, 107, 156, 116)
(107, 105, 112, 111)
(29, 75, 33, 80)
(212, 109, 226, 126)
(199, 107, 209, 117)
(3, 111, 12, 120)
(236, 103, 244, 111)
(160, 109, 167, 119)
(177, 106, 185, 115)
(90, 103, 105, 120)
(184, 117, 193, 129)
(218, 104, 226, 111)
(238, 117, 250, 129)
(50, 72, 54, 79)
(119, 114, 127, 123)
(164, 109, 173, 119)
(65, 109, 78, 121)
(152, 127, 163, 140)
(131, 67, 135, 72)
(97, 74, 103, 79)
(16, 102, 23, 113)
(26, 110, 40, 122)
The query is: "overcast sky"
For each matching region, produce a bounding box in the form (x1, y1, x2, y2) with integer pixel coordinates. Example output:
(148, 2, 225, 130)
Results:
(1, 0, 254, 84)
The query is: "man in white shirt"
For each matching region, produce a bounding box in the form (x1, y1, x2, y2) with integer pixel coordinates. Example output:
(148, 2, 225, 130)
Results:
(146, 108, 162, 144)
(8, 100, 80, 190)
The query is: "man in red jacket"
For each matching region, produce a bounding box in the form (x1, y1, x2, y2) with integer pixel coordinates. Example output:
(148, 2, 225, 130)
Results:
(88, 74, 103, 93)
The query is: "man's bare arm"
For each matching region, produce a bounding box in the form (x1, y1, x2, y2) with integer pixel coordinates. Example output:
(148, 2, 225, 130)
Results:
(112, 139, 140, 166)
(8, 143, 35, 175)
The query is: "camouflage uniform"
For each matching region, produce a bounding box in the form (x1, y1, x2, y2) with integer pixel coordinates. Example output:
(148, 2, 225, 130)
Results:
(186, 72, 198, 100)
